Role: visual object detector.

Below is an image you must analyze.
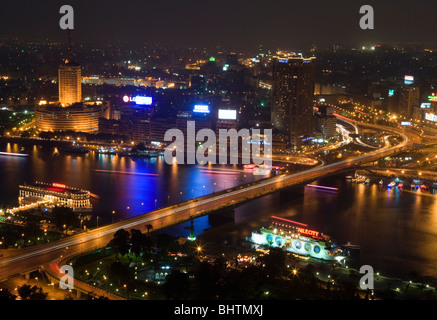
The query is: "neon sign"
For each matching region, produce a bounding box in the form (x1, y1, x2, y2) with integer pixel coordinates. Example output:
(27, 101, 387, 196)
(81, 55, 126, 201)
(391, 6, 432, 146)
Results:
(297, 228, 319, 237)
(193, 105, 210, 113)
(122, 95, 153, 105)
(404, 75, 414, 85)
(428, 94, 437, 102)
(52, 183, 67, 189)
(425, 113, 437, 122)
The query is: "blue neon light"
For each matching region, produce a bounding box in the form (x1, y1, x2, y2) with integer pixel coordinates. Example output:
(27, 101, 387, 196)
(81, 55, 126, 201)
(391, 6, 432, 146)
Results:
(134, 96, 153, 105)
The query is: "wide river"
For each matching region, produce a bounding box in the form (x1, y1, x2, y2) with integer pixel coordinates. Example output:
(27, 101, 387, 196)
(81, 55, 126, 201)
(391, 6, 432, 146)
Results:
(1, 141, 437, 280)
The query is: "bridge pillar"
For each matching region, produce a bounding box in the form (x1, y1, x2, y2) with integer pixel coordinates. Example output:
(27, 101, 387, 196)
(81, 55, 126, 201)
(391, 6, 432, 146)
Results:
(24, 273, 30, 280)
(208, 207, 235, 226)
(76, 290, 81, 299)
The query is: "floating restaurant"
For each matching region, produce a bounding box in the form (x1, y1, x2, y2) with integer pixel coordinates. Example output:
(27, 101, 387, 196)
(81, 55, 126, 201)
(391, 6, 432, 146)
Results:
(18, 182, 92, 213)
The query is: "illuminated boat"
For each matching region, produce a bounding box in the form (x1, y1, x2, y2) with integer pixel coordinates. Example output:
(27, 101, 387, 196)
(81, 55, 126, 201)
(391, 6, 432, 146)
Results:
(96, 147, 117, 155)
(0, 151, 29, 157)
(18, 181, 92, 213)
(420, 184, 428, 191)
(388, 182, 396, 188)
(248, 216, 346, 264)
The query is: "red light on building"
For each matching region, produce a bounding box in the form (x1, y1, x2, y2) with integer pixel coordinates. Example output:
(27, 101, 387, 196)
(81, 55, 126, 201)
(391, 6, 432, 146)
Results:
(52, 183, 67, 189)
(297, 228, 320, 237)
(123, 95, 129, 103)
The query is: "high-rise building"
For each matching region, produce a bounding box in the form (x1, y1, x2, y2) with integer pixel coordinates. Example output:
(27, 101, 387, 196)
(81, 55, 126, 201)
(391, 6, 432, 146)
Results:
(58, 31, 82, 107)
(58, 60, 82, 107)
(36, 31, 102, 133)
(314, 105, 337, 140)
(271, 56, 315, 148)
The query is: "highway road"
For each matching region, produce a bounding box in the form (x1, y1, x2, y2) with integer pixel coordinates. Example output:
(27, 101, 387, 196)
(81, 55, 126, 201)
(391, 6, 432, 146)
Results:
(0, 119, 420, 289)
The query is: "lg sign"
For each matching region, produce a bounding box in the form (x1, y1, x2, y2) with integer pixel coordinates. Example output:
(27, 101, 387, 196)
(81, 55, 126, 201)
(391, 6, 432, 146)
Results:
(122, 95, 153, 106)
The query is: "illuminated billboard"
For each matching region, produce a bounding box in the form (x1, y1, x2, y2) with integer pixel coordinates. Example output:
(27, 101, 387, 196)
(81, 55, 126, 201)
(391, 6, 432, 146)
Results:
(122, 95, 153, 106)
(388, 89, 395, 97)
(425, 113, 437, 122)
(404, 75, 414, 85)
(401, 122, 412, 126)
(193, 105, 210, 113)
(428, 94, 437, 102)
(218, 109, 237, 120)
(421, 103, 432, 109)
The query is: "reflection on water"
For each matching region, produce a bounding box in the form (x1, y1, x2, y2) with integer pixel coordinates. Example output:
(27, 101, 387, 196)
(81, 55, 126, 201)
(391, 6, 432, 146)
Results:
(2, 142, 437, 279)
(0, 142, 265, 223)
(196, 175, 437, 280)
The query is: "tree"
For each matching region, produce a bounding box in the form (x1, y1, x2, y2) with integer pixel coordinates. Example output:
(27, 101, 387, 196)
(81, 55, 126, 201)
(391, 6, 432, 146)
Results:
(0, 288, 17, 300)
(17, 284, 48, 300)
(130, 229, 147, 258)
(108, 229, 131, 258)
(261, 247, 286, 279)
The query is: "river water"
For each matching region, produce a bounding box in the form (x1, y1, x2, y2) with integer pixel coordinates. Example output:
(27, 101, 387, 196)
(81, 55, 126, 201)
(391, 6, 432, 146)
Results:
(1, 141, 437, 279)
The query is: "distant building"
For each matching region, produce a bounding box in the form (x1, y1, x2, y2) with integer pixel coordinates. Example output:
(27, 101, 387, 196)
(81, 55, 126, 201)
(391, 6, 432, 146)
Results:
(35, 102, 103, 133)
(400, 86, 420, 117)
(314, 105, 337, 140)
(388, 86, 421, 117)
(99, 97, 153, 143)
(36, 31, 107, 133)
(59, 59, 82, 107)
(271, 56, 316, 148)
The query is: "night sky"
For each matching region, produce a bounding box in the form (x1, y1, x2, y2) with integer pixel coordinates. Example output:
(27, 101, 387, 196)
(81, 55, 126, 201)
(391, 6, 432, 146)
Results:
(1, 0, 437, 51)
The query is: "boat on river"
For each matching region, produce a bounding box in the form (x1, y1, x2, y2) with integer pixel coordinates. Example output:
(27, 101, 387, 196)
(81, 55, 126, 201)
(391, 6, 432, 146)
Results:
(248, 216, 346, 264)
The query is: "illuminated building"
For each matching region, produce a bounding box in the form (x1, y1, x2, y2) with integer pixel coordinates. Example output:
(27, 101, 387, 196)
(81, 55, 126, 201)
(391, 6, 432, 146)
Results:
(35, 103, 103, 133)
(19, 182, 92, 213)
(59, 59, 82, 107)
(35, 31, 107, 133)
(314, 105, 337, 140)
(58, 30, 82, 107)
(271, 55, 316, 148)
(99, 95, 154, 142)
(215, 108, 239, 157)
